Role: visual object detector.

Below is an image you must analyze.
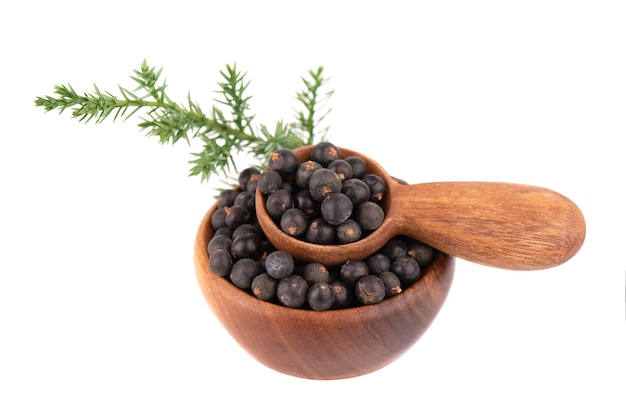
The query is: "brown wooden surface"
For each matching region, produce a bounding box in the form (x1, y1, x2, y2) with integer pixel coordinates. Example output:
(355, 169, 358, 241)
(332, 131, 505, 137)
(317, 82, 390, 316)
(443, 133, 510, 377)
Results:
(194, 205, 455, 380)
(256, 146, 586, 270)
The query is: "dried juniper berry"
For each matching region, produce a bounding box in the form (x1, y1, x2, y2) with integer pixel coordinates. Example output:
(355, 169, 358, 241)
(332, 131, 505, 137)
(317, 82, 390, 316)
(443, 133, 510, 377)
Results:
(257, 170, 283, 194)
(233, 190, 256, 212)
(355, 201, 384, 231)
(310, 141, 340, 166)
(264, 250, 295, 280)
(321, 192, 353, 225)
(251, 273, 278, 301)
(407, 240, 436, 268)
(281, 179, 297, 196)
(366, 253, 391, 274)
(308, 168, 343, 202)
(355, 275, 386, 305)
(214, 226, 233, 238)
(230, 232, 263, 260)
(208, 248, 233, 277)
(268, 148, 299, 177)
(224, 205, 251, 229)
(294, 189, 320, 218)
(307, 282, 335, 311)
(208, 234, 232, 255)
(230, 258, 262, 290)
(341, 178, 371, 206)
(339, 259, 370, 287)
(305, 217, 336, 244)
(327, 159, 353, 182)
(330, 280, 353, 309)
(265, 188, 294, 220)
(217, 189, 240, 208)
(211, 207, 227, 230)
(336, 219, 362, 244)
(277, 275, 309, 308)
(382, 238, 408, 260)
(231, 223, 260, 240)
(295, 160, 323, 189)
(302, 262, 330, 285)
(378, 271, 402, 297)
(238, 167, 261, 191)
(362, 173, 387, 203)
(280, 208, 307, 237)
(344, 155, 367, 179)
(391, 256, 421, 287)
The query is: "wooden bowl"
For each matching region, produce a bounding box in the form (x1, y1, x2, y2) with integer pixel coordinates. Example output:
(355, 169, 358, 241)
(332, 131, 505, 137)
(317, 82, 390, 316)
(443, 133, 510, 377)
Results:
(194, 203, 456, 380)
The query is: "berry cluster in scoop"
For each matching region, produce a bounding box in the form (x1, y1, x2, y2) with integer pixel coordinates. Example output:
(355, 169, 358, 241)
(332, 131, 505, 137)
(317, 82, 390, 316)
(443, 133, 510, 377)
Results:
(259, 141, 386, 244)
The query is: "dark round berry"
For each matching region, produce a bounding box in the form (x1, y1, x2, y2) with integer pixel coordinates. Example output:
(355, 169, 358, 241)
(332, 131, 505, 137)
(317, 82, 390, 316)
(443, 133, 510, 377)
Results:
(230, 232, 263, 260)
(305, 217, 336, 244)
(327, 159, 353, 182)
(208, 234, 232, 255)
(208, 248, 233, 277)
(211, 207, 227, 230)
(407, 240, 436, 268)
(251, 273, 278, 301)
(355, 201, 384, 231)
(257, 170, 283, 194)
(366, 253, 391, 274)
(336, 219, 362, 244)
(310, 141, 340, 166)
(344, 155, 367, 179)
(224, 205, 250, 229)
(214, 226, 233, 238)
(265, 188, 294, 220)
(269, 148, 299, 177)
(246, 177, 258, 193)
(217, 189, 240, 208)
(277, 275, 309, 308)
(391, 256, 421, 287)
(308, 168, 343, 202)
(302, 262, 330, 285)
(382, 238, 408, 260)
(378, 271, 402, 297)
(339, 260, 370, 287)
(293, 189, 320, 218)
(295, 160, 323, 189)
(280, 208, 308, 237)
(281, 179, 297, 196)
(238, 167, 261, 191)
(231, 223, 260, 240)
(330, 280, 353, 309)
(341, 178, 371, 206)
(320, 192, 353, 225)
(307, 282, 335, 311)
(265, 250, 295, 280)
(233, 190, 256, 212)
(363, 174, 387, 203)
(355, 275, 386, 305)
(230, 258, 262, 290)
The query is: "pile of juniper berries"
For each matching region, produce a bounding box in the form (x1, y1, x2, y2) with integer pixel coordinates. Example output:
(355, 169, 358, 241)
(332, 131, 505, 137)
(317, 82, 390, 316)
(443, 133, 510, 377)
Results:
(208, 142, 438, 310)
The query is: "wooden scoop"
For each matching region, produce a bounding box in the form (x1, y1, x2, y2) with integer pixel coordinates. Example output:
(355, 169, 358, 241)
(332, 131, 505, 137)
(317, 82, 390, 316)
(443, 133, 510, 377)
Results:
(255, 146, 586, 270)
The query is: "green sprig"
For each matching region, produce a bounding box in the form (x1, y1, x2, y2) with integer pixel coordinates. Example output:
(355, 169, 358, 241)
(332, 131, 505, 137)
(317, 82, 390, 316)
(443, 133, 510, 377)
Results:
(34, 60, 333, 183)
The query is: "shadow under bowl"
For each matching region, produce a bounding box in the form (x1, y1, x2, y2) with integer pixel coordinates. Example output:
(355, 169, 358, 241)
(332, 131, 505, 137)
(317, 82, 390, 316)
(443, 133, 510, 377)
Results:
(194, 202, 455, 380)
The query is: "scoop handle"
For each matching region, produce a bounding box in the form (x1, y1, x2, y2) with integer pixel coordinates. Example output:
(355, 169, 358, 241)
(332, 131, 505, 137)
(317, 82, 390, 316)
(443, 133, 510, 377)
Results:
(389, 181, 586, 270)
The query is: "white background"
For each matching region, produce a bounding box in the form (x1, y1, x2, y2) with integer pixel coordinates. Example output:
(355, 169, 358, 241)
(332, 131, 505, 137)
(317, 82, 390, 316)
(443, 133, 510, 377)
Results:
(1, 1, 624, 412)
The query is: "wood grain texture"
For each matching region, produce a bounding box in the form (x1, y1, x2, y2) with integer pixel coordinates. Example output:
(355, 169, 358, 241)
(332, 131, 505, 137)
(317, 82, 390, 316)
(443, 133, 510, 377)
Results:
(194, 205, 455, 380)
(256, 146, 586, 270)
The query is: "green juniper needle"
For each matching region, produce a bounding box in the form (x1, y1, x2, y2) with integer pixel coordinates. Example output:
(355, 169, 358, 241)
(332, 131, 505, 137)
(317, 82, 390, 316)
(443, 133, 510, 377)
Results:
(35, 60, 333, 184)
